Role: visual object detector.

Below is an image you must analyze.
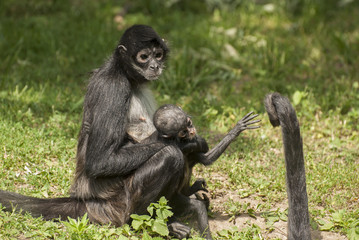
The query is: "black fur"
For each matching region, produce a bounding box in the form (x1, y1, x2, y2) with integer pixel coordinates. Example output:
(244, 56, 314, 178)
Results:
(264, 92, 311, 240)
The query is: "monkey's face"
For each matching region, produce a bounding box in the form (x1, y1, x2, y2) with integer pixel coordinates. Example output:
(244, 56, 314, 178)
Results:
(177, 117, 197, 141)
(117, 25, 169, 82)
(131, 45, 166, 81)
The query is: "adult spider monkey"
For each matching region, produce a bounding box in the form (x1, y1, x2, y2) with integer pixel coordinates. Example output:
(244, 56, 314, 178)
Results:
(265, 93, 311, 240)
(146, 104, 260, 239)
(0, 25, 190, 236)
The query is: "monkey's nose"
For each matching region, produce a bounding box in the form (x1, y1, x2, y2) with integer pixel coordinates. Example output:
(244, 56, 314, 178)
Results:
(149, 64, 159, 71)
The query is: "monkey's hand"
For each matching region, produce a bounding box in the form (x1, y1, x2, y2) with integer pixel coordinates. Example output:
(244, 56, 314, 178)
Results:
(178, 141, 199, 155)
(189, 178, 208, 194)
(231, 111, 261, 136)
(178, 136, 208, 154)
(190, 179, 210, 211)
(195, 135, 209, 153)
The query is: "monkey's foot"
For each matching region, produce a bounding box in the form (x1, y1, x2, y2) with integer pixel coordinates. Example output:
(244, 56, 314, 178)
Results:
(168, 221, 191, 239)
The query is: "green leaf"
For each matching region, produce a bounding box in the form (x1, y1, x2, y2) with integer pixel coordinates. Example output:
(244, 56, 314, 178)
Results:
(152, 219, 169, 236)
(332, 210, 344, 224)
(145, 219, 154, 227)
(158, 196, 168, 206)
(80, 213, 89, 225)
(161, 209, 173, 219)
(131, 214, 151, 221)
(317, 219, 326, 225)
(292, 91, 303, 106)
(319, 221, 335, 231)
(217, 229, 230, 237)
(267, 215, 279, 223)
(247, 209, 256, 219)
(147, 205, 154, 216)
(142, 231, 152, 240)
(279, 212, 288, 222)
(131, 219, 143, 230)
(347, 226, 359, 240)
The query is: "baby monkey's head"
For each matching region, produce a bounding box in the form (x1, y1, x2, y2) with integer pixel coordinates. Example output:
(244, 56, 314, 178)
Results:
(153, 104, 196, 141)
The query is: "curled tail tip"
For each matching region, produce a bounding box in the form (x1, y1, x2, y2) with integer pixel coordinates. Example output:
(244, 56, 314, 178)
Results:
(264, 93, 280, 127)
(265, 92, 300, 134)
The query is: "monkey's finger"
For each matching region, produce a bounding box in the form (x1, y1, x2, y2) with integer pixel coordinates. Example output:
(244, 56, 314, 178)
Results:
(242, 113, 260, 123)
(244, 119, 261, 125)
(246, 125, 261, 129)
(240, 111, 254, 121)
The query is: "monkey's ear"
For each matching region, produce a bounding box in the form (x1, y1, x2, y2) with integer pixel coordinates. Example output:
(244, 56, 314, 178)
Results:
(118, 45, 127, 54)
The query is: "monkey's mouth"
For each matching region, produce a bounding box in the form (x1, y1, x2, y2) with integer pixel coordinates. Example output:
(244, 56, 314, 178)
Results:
(146, 74, 160, 81)
(145, 69, 162, 81)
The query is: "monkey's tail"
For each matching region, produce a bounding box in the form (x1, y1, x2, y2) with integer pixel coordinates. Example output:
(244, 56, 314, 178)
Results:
(264, 92, 311, 240)
(0, 189, 86, 221)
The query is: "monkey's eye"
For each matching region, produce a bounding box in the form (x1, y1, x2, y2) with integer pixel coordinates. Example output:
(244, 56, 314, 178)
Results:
(141, 54, 148, 60)
(154, 48, 164, 60)
(155, 52, 163, 60)
(136, 49, 151, 63)
(178, 129, 188, 138)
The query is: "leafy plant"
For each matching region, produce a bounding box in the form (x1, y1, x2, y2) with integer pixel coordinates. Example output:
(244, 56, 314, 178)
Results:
(317, 210, 359, 240)
(261, 209, 288, 227)
(62, 213, 92, 240)
(130, 197, 173, 237)
(225, 200, 259, 223)
(216, 224, 263, 240)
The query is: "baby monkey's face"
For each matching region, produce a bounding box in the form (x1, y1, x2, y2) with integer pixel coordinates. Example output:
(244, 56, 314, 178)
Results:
(177, 117, 196, 141)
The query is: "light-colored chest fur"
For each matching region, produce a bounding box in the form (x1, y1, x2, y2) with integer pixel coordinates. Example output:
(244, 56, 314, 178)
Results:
(127, 86, 157, 142)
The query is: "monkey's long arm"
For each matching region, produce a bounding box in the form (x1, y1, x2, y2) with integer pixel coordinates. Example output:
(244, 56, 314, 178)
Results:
(194, 112, 260, 165)
(265, 92, 311, 240)
(82, 72, 167, 178)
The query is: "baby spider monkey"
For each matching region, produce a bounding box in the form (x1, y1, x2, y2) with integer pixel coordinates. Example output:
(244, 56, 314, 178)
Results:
(143, 104, 260, 240)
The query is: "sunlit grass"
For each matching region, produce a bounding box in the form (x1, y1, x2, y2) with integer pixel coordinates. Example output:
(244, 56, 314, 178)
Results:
(0, 0, 358, 239)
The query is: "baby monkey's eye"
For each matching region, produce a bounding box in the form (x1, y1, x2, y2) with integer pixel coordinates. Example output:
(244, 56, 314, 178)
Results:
(178, 129, 188, 138)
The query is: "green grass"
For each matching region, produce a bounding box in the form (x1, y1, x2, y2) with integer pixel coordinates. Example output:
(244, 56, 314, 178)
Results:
(0, 0, 358, 239)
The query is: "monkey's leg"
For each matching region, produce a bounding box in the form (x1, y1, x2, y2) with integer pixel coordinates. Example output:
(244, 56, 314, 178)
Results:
(170, 193, 212, 240)
(130, 145, 185, 213)
(127, 145, 191, 238)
